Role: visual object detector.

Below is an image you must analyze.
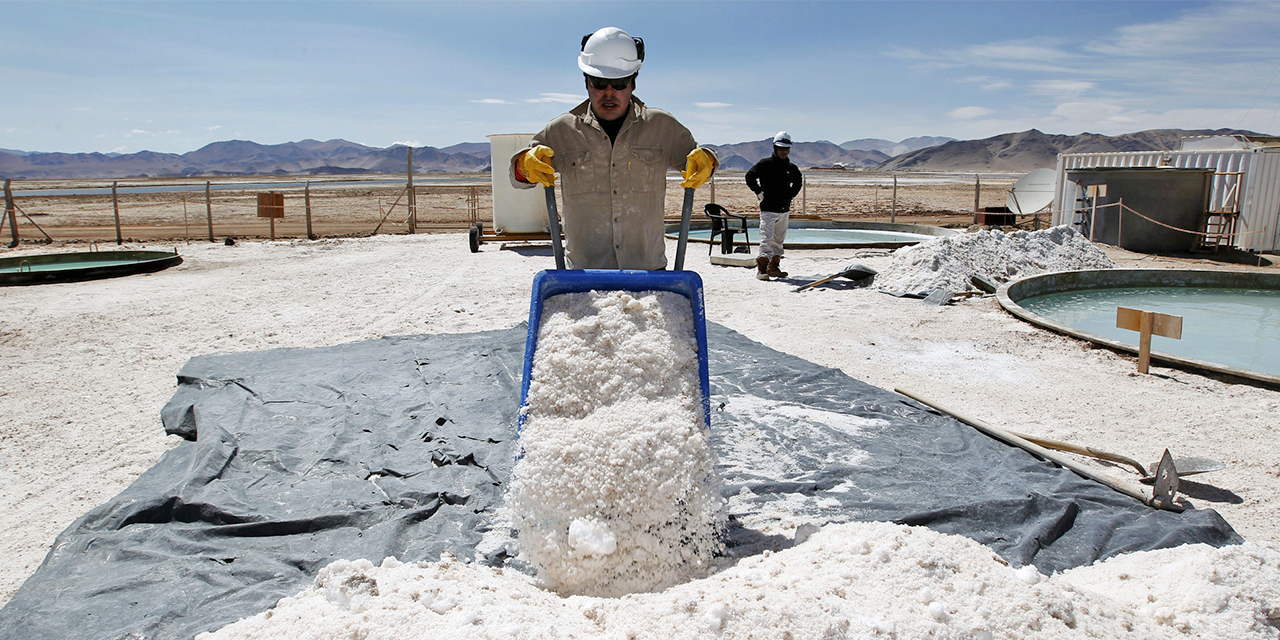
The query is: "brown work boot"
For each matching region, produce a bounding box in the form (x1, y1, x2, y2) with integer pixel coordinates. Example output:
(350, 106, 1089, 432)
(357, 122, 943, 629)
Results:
(756, 256, 770, 280)
(767, 256, 788, 278)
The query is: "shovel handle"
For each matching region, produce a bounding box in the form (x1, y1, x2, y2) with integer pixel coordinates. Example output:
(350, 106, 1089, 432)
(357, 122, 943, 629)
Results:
(674, 187, 694, 271)
(544, 185, 565, 270)
(1009, 431, 1150, 477)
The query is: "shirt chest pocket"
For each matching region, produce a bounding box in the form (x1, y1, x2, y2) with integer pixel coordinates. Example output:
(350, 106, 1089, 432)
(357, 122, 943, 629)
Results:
(560, 148, 597, 196)
(627, 146, 665, 193)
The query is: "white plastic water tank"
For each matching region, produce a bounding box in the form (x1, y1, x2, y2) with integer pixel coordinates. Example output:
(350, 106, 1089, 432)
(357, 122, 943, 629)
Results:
(487, 134, 550, 234)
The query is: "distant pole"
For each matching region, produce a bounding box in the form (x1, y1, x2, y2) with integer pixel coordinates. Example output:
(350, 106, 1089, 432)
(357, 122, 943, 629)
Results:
(305, 182, 314, 239)
(112, 181, 123, 245)
(801, 179, 807, 215)
(183, 195, 189, 243)
(1090, 192, 1098, 242)
(709, 177, 715, 204)
(1117, 197, 1124, 249)
(407, 148, 416, 234)
(974, 174, 981, 212)
(4, 179, 17, 248)
(891, 174, 898, 223)
(205, 181, 214, 242)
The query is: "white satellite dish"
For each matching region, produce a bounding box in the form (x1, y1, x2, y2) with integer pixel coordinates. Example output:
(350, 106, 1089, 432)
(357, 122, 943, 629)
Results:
(1007, 168, 1057, 214)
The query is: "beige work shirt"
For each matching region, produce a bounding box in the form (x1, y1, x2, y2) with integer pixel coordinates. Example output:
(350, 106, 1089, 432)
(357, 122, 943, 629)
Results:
(511, 97, 703, 270)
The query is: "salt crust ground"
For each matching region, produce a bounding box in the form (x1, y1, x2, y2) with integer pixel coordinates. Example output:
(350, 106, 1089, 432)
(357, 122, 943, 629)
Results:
(197, 522, 1280, 640)
(2, 232, 1279, 631)
(513, 291, 724, 596)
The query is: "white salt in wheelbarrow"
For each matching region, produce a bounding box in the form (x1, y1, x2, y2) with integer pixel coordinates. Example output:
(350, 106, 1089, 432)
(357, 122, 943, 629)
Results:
(518, 186, 710, 432)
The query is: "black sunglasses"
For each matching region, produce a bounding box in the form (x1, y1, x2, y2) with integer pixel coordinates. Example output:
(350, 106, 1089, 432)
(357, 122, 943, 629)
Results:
(586, 75, 634, 91)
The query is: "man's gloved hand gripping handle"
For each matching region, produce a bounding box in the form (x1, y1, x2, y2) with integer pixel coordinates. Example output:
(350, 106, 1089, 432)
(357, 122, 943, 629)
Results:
(515, 145, 557, 187)
(681, 147, 717, 189)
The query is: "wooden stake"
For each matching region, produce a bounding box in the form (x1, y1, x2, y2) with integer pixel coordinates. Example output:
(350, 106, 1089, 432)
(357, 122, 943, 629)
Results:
(4, 179, 17, 248)
(1117, 306, 1183, 374)
(974, 174, 981, 212)
(183, 195, 189, 243)
(1117, 197, 1124, 249)
(112, 181, 122, 245)
(305, 182, 314, 239)
(205, 181, 215, 242)
(407, 147, 416, 234)
(891, 174, 898, 223)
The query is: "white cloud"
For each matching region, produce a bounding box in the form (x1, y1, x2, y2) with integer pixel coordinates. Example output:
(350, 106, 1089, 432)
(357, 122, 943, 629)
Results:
(393, 140, 422, 147)
(1086, 3, 1280, 58)
(206, 125, 222, 132)
(1049, 102, 1133, 124)
(525, 93, 583, 104)
(127, 128, 181, 137)
(949, 106, 994, 120)
(1030, 80, 1095, 96)
(960, 40, 1078, 73)
(695, 102, 732, 108)
(957, 76, 1013, 91)
(72, 106, 90, 112)
(471, 98, 513, 105)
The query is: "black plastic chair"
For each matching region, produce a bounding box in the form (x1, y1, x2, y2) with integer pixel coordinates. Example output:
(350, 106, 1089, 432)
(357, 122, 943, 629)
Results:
(703, 203, 751, 254)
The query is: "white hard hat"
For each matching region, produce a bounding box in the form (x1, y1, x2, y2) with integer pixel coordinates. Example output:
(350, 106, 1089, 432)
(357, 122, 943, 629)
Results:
(773, 131, 793, 148)
(578, 27, 644, 79)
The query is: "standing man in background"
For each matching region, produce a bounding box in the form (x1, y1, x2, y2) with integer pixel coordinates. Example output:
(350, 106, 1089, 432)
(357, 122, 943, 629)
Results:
(746, 131, 803, 280)
(510, 26, 718, 270)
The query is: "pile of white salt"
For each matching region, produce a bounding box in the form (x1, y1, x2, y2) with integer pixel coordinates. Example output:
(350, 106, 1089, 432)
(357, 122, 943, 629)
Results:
(509, 289, 725, 597)
(874, 225, 1116, 294)
(199, 521, 1280, 640)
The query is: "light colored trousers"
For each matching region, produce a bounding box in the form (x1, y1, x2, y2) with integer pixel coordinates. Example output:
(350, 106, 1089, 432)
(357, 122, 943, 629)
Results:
(757, 209, 790, 258)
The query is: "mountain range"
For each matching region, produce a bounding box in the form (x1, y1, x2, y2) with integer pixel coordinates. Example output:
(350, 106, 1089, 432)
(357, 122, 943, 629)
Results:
(0, 129, 1262, 180)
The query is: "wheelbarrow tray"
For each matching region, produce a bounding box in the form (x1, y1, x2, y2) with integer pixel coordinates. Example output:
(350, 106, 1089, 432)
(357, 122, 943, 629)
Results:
(519, 269, 712, 432)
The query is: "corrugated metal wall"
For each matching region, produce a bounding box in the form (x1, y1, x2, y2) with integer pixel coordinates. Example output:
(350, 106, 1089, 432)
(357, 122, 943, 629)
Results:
(1052, 149, 1280, 252)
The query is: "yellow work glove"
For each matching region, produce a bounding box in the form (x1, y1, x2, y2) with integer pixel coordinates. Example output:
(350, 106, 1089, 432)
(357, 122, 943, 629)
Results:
(681, 147, 717, 189)
(518, 145, 556, 187)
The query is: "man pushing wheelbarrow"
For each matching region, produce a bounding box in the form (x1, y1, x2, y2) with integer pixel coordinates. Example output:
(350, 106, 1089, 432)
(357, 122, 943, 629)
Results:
(509, 26, 717, 270)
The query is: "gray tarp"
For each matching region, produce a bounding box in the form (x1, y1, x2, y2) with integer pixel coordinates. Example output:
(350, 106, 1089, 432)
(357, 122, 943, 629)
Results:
(0, 323, 1239, 640)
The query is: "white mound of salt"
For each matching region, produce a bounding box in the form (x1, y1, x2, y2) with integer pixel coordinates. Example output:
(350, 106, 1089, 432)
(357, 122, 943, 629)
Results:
(874, 225, 1116, 294)
(198, 522, 1280, 640)
(510, 289, 725, 597)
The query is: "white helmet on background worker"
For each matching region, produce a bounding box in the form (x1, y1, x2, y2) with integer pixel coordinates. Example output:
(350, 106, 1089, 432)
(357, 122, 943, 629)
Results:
(773, 131, 793, 148)
(578, 27, 644, 79)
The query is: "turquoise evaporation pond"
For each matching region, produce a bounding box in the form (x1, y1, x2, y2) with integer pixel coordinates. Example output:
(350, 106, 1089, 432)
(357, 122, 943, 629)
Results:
(685, 227, 931, 244)
(0, 258, 151, 274)
(1018, 286, 1280, 376)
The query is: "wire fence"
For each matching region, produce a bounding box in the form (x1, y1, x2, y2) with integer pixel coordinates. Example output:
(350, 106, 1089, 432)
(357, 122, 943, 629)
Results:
(1, 177, 492, 246)
(2, 172, 1027, 247)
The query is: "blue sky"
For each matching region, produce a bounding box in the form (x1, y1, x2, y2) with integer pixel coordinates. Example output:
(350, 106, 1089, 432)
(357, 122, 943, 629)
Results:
(2, 1, 1278, 154)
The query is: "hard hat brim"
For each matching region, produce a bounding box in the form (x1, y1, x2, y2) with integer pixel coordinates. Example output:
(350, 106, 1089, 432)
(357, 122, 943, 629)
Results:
(578, 57, 640, 79)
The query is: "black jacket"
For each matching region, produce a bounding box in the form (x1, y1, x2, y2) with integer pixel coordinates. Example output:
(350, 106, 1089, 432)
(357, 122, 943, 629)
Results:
(745, 153, 803, 212)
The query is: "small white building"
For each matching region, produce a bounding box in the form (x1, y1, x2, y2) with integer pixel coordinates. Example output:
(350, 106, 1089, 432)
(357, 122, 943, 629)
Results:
(1052, 135, 1280, 254)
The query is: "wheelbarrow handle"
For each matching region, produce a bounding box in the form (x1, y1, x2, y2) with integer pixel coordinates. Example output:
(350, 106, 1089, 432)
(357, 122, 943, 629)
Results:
(544, 185, 565, 270)
(674, 187, 694, 271)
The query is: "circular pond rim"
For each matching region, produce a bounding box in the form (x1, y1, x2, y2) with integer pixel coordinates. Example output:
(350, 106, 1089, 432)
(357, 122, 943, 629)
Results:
(0, 249, 183, 286)
(664, 220, 957, 250)
(997, 268, 1280, 387)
